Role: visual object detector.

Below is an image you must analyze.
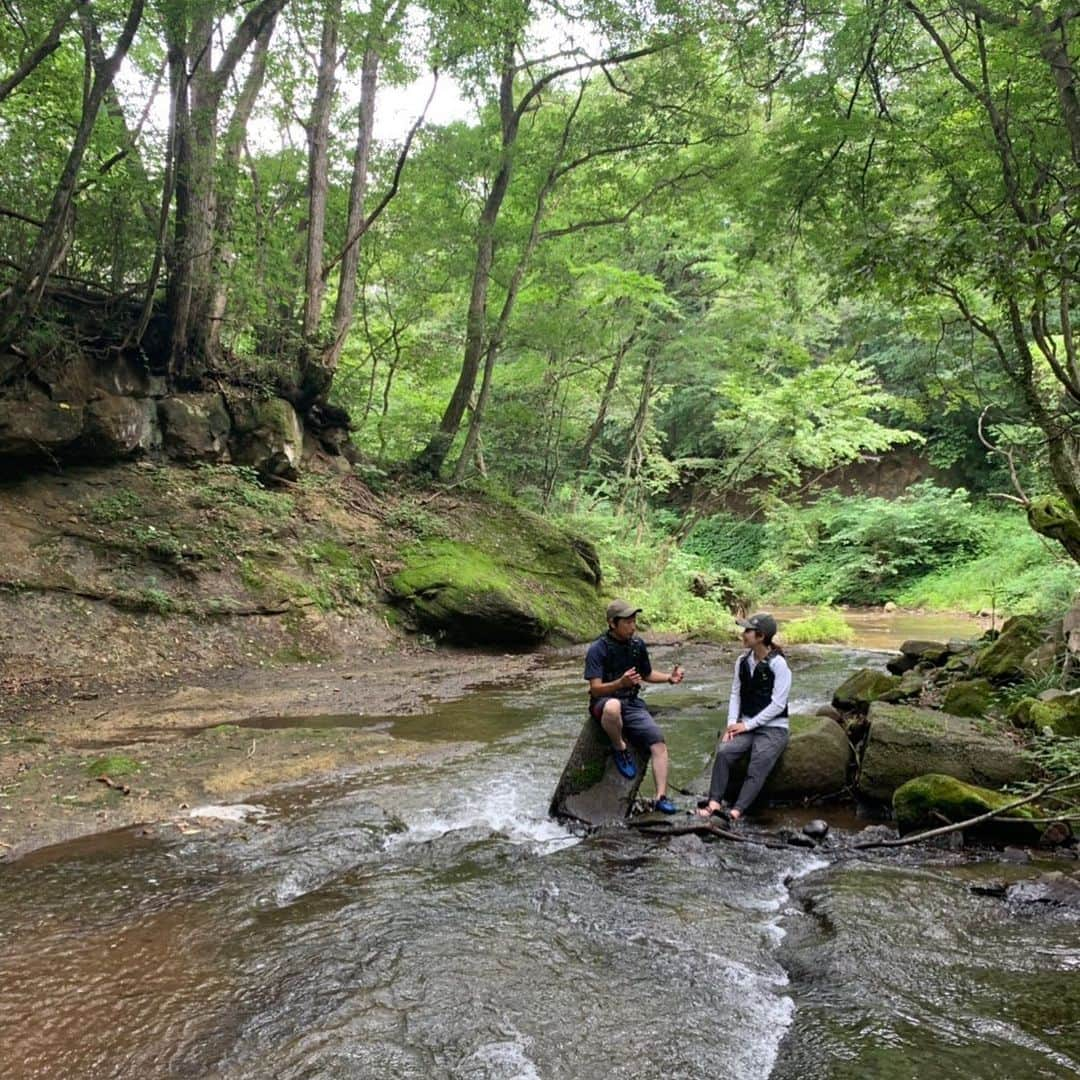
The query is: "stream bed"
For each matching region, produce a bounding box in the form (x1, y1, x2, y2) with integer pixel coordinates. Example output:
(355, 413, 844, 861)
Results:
(1, 640, 1078, 1078)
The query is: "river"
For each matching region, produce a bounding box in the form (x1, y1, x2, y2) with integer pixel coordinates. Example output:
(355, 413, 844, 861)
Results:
(1, 636, 1078, 1079)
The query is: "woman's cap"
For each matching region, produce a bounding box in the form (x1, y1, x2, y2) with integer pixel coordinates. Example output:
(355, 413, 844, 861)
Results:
(736, 613, 778, 637)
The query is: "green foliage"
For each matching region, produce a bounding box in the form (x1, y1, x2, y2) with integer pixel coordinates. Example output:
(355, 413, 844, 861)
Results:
(758, 484, 991, 606)
(1023, 733, 1080, 780)
(781, 608, 855, 645)
(683, 513, 766, 572)
(87, 490, 142, 524)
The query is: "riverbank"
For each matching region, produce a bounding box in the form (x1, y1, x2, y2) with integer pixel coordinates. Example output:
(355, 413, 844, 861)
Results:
(0, 646, 561, 861)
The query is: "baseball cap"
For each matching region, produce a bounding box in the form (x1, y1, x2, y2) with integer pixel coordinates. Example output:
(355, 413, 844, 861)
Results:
(606, 599, 642, 622)
(736, 612, 778, 637)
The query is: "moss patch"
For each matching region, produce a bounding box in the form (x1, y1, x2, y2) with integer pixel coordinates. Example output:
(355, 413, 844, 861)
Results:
(388, 518, 603, 645)
(84, 754, 140, 777)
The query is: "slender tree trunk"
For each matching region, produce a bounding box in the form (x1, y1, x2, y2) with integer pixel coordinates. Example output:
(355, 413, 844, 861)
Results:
(581, 331, 634, 470)
(414, 39, 518, 477)
(324, 45, 379, 371)
(0, 0, 143, 347)
(0, 0, 85, 104)
(207, 12, 277, 353)
(301, 0, 340, 342)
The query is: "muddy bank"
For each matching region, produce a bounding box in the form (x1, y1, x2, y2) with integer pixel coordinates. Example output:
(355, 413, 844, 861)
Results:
(0, 647, 559, 861)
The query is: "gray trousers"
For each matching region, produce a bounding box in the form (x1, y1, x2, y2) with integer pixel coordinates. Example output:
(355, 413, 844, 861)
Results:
(708, 726, 789, 814)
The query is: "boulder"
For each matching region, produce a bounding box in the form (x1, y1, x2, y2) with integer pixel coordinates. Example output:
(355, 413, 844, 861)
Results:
(549, 714, 649, 824)
(158, 393, 231, 462)
(1021, 641, 1060, 680)
(0, 394, 84, 459)
(886, 652, 916, 676)
(893, 773, 1044, 844)
(858, 702, 1034, 801)
(1064, 601, 1080, 661)
(970, 615, 1044, 683)
(900, 639, 949, 665)
(230, 397, 303, 478)
(1027, 693, 1080, 736)
(694, 715, 853, 803)
(83, 394, 160, 458)
(1008, 696, 1038, 729)
(832, 668, 901, 712)
(940, 677, 995, 718)
(894, 669, 928, 700)
(387, 521, 603, 646)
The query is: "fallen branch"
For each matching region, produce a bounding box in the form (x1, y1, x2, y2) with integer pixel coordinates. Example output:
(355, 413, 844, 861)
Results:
(853, 772, 1080, 849)
(626, 816, 792, 850)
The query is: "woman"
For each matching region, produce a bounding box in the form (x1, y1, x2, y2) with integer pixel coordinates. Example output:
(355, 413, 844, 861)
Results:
(696, 612, 791, 822)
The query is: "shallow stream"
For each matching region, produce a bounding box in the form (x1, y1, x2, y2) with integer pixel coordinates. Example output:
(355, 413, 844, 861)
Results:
(1, 635, 1078, 1078)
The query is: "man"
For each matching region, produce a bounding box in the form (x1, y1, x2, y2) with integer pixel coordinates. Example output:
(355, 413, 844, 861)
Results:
(696, 612, 791, 823)
(584, 599, 685, 813)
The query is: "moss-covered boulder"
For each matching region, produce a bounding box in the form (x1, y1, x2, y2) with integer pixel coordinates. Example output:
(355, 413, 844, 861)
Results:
(858, 702, 1034, 802)
(230, 396, 304, 479)
(158, 393, 231, 462)
(893, 773, 1043, 844)
(941, 678, 995, 718)
(549, 715, 649, 824)
(1027, 694, 1080, 736)
(694, 715, 853, 804)
(832, 669, 901, 712)
(387, 508, 603, 645)
(1008, 696, 1038, 729)
(970, 615, 1045, 683)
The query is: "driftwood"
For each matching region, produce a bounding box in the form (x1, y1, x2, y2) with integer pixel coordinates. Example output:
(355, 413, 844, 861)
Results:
(853, 772, 1080, 850)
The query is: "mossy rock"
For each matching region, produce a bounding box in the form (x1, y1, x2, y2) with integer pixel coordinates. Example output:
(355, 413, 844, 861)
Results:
(858, 702, 1033, 802)
(893, 773, 1043, 844)
(941, 678, 995, 719)
(693, 715, 853, 804)
(970, 615, 1045, 683)
(1028, 694, 1080, 736)
(549, 713, 649, 824)
(899, 639, 949, 665)
(387, 520, 603, 645)
(1008, 696, 1038, 729)
(832, 668, 901, 712)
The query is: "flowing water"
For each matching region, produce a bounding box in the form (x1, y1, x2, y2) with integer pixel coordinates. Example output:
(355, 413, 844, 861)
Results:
(1, 635, 1078, 1079)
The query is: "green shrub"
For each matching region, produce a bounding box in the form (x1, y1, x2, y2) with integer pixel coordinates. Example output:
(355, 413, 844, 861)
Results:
(683, 513, 766, 572)
(781, 607, 855, 644)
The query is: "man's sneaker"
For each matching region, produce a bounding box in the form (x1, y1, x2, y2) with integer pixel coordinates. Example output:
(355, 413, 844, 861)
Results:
(654, 794, 677, 814)
(613, 748, 637, 780)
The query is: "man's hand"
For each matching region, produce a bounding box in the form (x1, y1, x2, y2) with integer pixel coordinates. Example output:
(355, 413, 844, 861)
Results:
(670, 664, 684, 685)
(723, 721, 748, 742)
(621, 667, 642, 688)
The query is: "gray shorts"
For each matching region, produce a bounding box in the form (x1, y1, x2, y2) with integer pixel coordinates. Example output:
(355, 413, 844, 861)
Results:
(590, 696, 664, 748)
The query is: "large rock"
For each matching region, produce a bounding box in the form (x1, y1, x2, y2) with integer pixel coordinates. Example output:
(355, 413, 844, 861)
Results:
(1027, 693, 1080, 736)
(893, 774, 1044, 844)
(1065, 601, 1080, 661)
(549, 714, 649, 824)
(230, 397, 303, 478)
(970, 615, 1044, 682)
(832, 668, 901, 712)
(941, 677, 995, 718)
(158, 393, 231, 462)
(899, 639, 949, 665)
(83, 394, 160, 458)
(0, 394, 84, 459)
(694, 715, 853, 803)
(388, 532, 603, 646)
(858, 702, 1034, 801)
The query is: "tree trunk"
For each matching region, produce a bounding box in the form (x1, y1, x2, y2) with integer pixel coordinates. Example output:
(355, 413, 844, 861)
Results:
(207, 11, 277, 354)
(414, 40, 518, 477)
(0, 0, 85, 104)
(301, 0, 341, 343)
(324, 45, 379, 372)
(0, 0, 143, 348)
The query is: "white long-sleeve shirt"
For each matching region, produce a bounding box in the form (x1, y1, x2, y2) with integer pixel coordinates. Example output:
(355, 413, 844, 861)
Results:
(727, 651, 792, 730)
